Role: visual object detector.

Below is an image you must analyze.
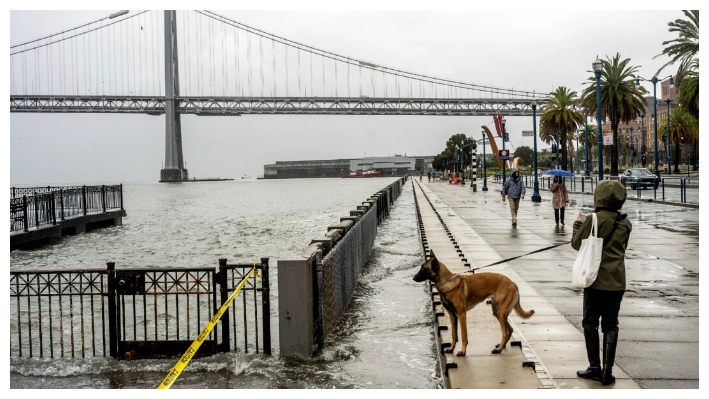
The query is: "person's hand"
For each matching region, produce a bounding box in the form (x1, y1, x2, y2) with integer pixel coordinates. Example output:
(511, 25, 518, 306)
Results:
(502, 196, 506, 202)
(521, 194, 525, 200)
(576, 212, 582, 222)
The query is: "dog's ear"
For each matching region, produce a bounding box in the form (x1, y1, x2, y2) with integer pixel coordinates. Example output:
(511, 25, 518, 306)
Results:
(429, 250, 436, 259)
(431, 257, 439, 272)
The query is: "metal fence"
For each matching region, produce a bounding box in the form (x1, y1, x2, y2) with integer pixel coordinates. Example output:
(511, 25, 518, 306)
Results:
(492, 174, 698, 204)
(320, 202, 378, 339)
(313, 177, 405, 347)
(10, 185, 124, 232)
(10, 259, 270, 359)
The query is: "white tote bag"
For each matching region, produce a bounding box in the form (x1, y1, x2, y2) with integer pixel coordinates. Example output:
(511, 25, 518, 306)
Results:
(572, 213, 603, 289)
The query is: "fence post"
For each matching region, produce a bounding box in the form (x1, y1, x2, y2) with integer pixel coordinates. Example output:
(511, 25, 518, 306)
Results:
(260, 257, 271, 355)
(102, 185, 106, 213)
(51, 191, 57, 225)
(218, 259, 230, 353)
(120, 184, 124, 210)
(662, 179, 665, 201)
(106, 262, 118, 358)
(60, 189, 65, 220)
(12, 187, 15, 198)
(23, 195, 28, 232)
(82, 186, 87, 215)
(34, 195, 39, 228)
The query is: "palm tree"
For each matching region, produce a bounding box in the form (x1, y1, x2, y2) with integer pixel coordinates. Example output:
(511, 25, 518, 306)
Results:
(654, 10, 699, 87)
(680, 59, 699, 118)
(658, 108, 699, 172)
(679, 59, 699, 169)
(580, 53, 648, 176)
(539, 87, 584, 171)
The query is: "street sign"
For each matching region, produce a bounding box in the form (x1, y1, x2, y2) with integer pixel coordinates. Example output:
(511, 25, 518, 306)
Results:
(522, 130, 534, 137)
(498, 149, 510, 160)
(603, 130, 614, 146)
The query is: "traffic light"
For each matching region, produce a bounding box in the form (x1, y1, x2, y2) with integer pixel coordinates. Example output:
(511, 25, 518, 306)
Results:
(642, 156, 647, 166)
(630, 144, 635, 151)
(551, 157, 556, 162)
(680, 135, 686, 144)
(633, 149, 637, 157)
(551, 144, 557, 153)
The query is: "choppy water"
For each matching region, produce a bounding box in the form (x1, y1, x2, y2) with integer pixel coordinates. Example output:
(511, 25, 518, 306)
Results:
(10, 178, 441, 388)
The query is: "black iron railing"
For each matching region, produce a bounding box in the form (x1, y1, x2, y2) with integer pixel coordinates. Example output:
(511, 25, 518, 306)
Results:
(10, 259, 270, 359)
(9, 184, 123, 232)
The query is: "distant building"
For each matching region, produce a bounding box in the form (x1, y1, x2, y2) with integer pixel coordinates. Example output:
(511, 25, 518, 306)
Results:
(263, 155, 435, 179)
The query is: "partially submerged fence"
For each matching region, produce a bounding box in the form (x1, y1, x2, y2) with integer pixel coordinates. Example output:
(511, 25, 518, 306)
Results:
(10, 185, 123, 233)
(10, 259, 270, 359)
(278, 176, 407, 357)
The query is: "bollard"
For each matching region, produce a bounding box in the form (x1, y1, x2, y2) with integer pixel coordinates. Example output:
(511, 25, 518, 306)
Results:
(23, 195, 29, 232)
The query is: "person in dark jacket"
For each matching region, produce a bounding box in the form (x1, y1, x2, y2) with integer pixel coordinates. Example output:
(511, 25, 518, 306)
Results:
(501, 167, 525, 227)
(572, 180, 632, 385)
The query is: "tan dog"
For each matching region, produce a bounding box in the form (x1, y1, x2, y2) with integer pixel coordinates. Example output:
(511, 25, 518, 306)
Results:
(413, 250, 534, 356)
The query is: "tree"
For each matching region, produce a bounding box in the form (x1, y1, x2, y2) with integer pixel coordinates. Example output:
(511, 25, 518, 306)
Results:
(658, 108, 699, 172)
(679, 59, 699, 169)
(432, 133, 475, 172)
(513, 146, 534, 168)
(539, 87, 585, 172)
(580, 53, 648, 176)
(654, 10, 699, 87)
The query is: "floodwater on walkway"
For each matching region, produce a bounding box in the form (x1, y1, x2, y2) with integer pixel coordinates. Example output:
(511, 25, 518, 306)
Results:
(10, 178, 441, 388)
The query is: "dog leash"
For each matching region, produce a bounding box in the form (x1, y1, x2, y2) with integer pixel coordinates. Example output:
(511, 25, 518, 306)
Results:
(470, 240, 572, 273)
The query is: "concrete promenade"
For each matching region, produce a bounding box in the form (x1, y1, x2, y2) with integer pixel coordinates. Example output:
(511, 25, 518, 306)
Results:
(413, 178, 698, 389)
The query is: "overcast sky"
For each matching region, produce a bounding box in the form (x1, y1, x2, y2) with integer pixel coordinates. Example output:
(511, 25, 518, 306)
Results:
(6, 5, 694, 185)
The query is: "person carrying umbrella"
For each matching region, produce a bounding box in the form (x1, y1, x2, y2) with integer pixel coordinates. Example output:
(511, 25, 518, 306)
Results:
(550, 175, 569, 225)
(501, 167, 525, 227)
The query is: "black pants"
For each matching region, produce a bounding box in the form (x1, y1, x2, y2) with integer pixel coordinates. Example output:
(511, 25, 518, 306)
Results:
(554, 207, 565, 223)
(582, 287, 625, 334)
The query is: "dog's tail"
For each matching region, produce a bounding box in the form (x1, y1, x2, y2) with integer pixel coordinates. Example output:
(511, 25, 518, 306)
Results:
(513, 293, 535, 319)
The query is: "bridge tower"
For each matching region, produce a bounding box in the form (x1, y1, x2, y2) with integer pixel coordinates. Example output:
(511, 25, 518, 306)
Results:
(160, 10, 188, 182)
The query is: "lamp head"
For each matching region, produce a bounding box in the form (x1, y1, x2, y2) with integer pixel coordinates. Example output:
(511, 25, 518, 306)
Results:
(665, 98, 671, 105)
(501, 117, 507, 125)
(635, 77, 640, 86)
(592, 57, 603, 73)
(669, 76, 674, 88)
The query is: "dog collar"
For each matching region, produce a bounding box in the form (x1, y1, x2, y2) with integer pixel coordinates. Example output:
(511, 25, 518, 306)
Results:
(435, 274, 460, 287)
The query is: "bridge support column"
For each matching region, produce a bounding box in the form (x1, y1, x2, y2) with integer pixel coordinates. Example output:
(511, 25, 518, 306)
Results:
(160, 10, 188, 182)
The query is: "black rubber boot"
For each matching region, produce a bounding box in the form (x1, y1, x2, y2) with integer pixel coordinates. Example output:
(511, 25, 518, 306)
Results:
(601, 331, 618, 385)
(577, 328, 602, 380)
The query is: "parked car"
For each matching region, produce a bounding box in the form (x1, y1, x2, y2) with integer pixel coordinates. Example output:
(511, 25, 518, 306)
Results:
(621, 168, 659, 189)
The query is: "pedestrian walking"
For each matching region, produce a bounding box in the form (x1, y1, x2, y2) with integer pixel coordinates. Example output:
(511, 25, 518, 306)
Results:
(550, 176, 569, 226)
(572, 180, 632, 386)
(501, 167, 525, 227)
(420, 172, 422, 182)
(428, 171, 431, 182)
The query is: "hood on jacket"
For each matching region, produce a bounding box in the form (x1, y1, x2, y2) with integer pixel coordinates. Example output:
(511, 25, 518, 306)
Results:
(594, 180, 627, 211)
(510, 167, 520, 177)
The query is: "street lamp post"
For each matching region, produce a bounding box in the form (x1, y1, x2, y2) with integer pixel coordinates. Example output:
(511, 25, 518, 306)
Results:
(531, 100, 542, 202)
(665, 98, 672, 175)
(593, 57, 604, 180)
(501, 117, 507, 183)
(640, 113, 646, 162)
(576, 132, 580, 174)
(636, 74, 673, 178)
(460, 140, 466, 185)
(481, 131, 488, 191)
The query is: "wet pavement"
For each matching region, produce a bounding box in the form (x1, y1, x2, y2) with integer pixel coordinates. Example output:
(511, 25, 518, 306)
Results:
(421, 180, 699, 389)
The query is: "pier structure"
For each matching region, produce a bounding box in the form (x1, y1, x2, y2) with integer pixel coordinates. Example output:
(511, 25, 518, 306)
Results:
(10, 185, 126, 250)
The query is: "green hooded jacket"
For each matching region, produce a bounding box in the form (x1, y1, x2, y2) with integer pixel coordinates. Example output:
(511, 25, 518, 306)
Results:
(572, 180, 632, 291)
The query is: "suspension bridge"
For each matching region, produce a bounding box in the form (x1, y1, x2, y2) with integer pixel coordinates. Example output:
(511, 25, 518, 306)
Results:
(10, 10, 548, 181)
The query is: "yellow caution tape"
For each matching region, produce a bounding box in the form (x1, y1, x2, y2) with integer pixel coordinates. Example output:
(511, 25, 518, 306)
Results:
(157, 264, 257, 389)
